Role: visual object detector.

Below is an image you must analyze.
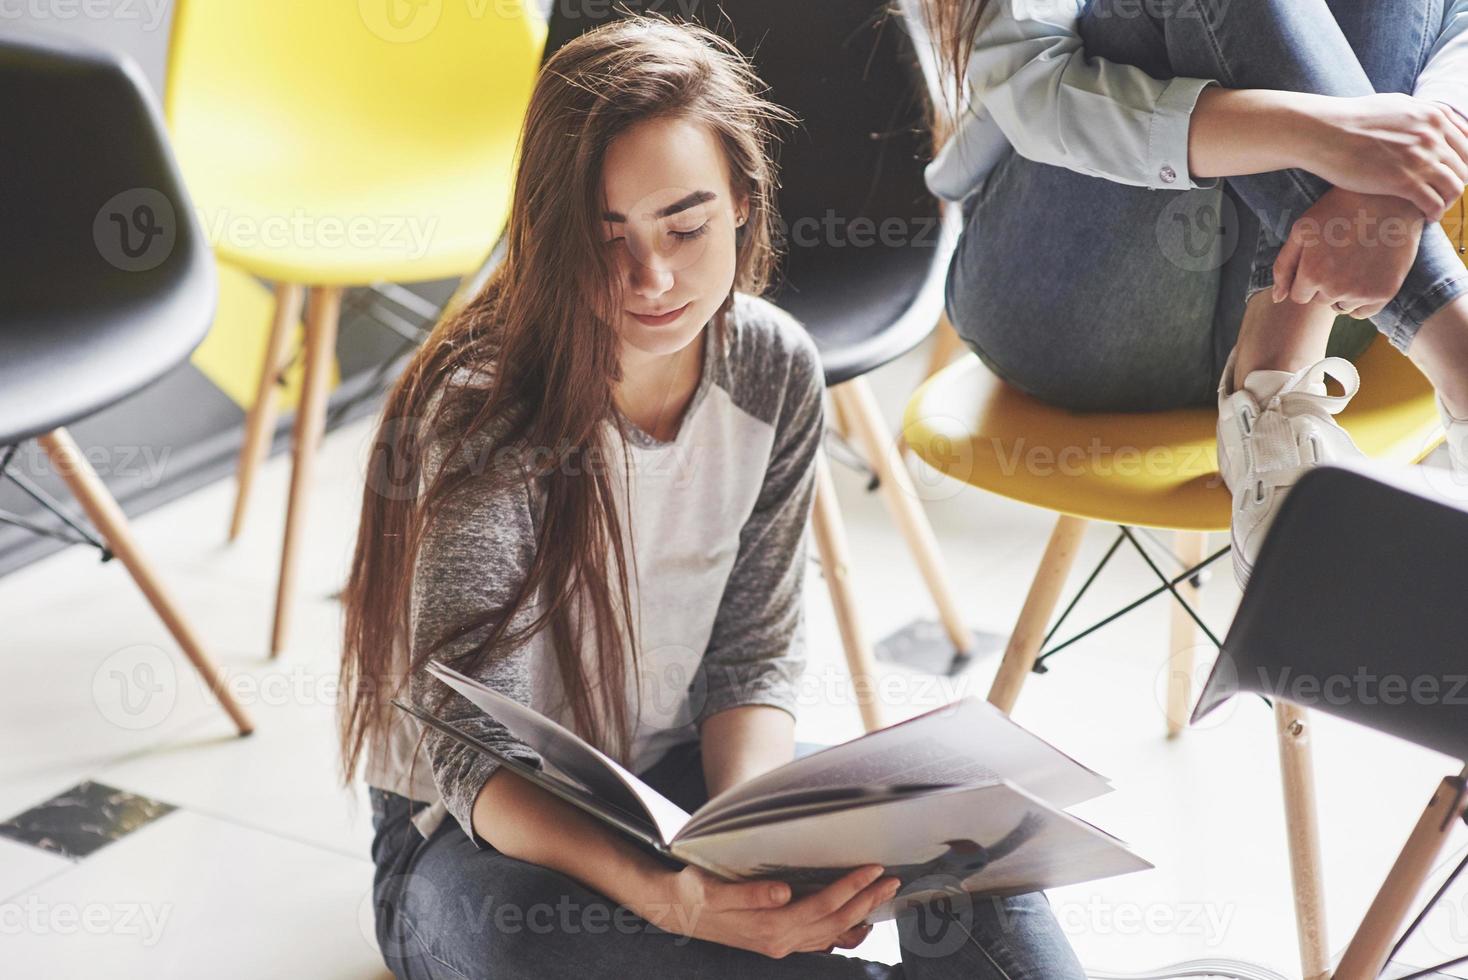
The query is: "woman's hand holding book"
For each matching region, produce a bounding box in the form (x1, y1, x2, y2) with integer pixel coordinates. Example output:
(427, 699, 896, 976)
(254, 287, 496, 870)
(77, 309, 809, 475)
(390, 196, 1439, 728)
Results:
(634, 863, 900, 959)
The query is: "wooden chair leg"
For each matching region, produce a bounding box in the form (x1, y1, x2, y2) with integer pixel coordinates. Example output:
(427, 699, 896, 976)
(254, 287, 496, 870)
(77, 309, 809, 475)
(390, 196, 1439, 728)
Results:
(1334, 771, 1468, 980)
(1166, 530, 1207, 737)
(810, 452, 884, 732)
(270, 286, 341, 656)
(35, 428, 254, 735)
(1275, 701, 1330, 980)
(828, 387, 852, 440)
(834, 377, 971, 657)
(989, 515, 1089, 715)
(229, 282, 304, 542)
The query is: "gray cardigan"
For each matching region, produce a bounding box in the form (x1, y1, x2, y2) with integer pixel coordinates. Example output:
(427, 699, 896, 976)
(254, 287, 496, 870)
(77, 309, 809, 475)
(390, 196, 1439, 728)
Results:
(365, 294, 824, 841)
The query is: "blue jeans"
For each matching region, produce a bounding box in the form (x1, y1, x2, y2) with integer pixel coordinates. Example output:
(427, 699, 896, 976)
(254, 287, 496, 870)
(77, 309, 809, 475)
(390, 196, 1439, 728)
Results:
(368, 741, 1087, 979)
(946, 0, 1468, 411)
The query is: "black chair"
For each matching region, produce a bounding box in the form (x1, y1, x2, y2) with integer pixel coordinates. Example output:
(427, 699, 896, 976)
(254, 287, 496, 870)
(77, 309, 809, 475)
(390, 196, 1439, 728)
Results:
(1194, 461, 1468, 979)
(0, 31, 252, 734)
(542, 1, 971, 730)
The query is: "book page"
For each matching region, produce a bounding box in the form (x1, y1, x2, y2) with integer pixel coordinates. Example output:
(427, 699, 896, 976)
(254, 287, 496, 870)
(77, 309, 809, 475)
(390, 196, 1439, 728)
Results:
(427, 662, 691, 845)
(675, 782, 1152, 922)
(686, 697, 1110, 832)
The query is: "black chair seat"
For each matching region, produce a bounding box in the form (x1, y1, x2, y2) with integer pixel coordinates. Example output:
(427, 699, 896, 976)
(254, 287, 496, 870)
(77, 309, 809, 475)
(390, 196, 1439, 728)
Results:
(772, 226, 947, 387)
(0, 32, 215, 446)
(544, 1, 945, 388)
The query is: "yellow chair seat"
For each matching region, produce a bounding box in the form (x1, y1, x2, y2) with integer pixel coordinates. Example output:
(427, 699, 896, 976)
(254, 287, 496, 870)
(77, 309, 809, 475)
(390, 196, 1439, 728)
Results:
(903, 338, 1443, 531)
(165, 1, 546, 285)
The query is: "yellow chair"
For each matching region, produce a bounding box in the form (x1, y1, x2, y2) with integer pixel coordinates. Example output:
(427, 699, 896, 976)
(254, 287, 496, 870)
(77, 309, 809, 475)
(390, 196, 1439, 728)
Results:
(903, 336, 1442, 980)
(164, 1, 546, 654)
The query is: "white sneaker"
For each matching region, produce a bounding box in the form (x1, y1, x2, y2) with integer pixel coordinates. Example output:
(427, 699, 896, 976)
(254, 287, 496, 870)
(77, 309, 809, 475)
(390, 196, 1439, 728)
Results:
(1216, 352, 1364, 588)
(1440, 397, 1468, 476)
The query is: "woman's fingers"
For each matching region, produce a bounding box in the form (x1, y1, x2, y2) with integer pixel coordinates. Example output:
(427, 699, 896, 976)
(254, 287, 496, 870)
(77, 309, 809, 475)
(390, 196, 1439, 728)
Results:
(1422, 162, 1462, 220)
(1447, 106, 1468, 154)
(1273, 235, 1304, 302)
(1288, 265, 1320, 306)
(782, 869, 896, 954)
(712, 877, 792, 912)
(802, 875, 902, 948)
(786, 866, 884, 923)
(1440, 123, 1468, 181)
(1405, 175, 1448, 220)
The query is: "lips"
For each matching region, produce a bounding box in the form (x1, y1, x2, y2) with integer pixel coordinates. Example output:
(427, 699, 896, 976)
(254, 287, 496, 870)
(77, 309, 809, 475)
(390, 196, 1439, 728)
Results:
(628, 302, 691, 327)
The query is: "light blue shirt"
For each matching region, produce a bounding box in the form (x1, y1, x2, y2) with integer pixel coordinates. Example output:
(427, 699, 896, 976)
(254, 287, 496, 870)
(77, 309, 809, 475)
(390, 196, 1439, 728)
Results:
(925, 0, 1468, 202)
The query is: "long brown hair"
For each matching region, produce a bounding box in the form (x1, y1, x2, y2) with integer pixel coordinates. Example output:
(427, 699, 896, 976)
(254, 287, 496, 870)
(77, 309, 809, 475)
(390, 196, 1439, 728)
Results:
(920, 0, 992, 112)
(338, 17, 792, 780)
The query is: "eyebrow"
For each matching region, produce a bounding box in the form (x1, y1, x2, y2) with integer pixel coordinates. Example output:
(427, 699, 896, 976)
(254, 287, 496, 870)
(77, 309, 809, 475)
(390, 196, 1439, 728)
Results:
(603, 190, 718, 223)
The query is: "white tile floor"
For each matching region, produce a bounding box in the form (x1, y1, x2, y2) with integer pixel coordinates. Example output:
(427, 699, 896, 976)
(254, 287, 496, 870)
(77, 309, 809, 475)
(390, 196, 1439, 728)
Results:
(2, 340, 1466, 979)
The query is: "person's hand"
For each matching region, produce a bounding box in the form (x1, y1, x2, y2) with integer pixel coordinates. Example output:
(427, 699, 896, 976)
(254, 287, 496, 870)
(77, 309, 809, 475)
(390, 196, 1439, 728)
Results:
(634, 864, 900, 959)
(1295, 93, 1468, 220)
(1272, 188, 1426, 318)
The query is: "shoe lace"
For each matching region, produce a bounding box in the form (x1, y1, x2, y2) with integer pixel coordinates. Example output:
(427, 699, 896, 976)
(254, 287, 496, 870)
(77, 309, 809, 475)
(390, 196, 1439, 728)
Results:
(1245, 357, 1361, 503)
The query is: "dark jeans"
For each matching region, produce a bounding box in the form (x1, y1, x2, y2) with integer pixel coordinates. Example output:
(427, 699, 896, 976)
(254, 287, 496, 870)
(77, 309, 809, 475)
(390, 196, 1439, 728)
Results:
(946, 0, 1468, 411)
(368, 740, 1087, 979)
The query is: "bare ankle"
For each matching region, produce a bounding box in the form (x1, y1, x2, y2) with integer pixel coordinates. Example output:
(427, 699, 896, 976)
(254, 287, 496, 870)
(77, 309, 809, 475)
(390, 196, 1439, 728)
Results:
(1410, 295, 1468, 417)
(1230, 292, 1338, 384)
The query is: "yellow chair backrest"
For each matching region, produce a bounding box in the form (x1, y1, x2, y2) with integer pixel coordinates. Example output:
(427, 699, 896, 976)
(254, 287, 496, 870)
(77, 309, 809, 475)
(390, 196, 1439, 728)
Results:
(165, 1, 544, 169)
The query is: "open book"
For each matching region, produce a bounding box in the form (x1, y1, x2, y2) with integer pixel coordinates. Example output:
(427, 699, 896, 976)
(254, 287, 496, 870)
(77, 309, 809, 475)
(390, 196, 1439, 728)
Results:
(398, 661, 1151, 921)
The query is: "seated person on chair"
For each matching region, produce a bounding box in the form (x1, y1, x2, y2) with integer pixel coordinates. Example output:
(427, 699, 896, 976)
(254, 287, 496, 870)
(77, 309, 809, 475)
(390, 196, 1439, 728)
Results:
(335, 18, 1083, 980)
(922, 0, 1468, 585)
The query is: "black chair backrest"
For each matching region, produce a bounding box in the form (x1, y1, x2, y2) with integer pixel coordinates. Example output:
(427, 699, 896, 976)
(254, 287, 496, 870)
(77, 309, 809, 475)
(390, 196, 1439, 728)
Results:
(0, 31, 213, 444)
(542, 0, 938, 281)
(1194, 462, 1468, 763)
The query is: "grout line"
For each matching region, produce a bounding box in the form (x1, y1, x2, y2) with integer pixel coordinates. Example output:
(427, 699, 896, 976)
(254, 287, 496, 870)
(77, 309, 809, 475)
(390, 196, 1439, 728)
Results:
(0, 862, 78, 905)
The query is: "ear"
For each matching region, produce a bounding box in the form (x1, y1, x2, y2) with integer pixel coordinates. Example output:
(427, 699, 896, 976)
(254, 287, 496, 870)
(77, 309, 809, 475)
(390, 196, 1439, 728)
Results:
(734, 192, 750, 228)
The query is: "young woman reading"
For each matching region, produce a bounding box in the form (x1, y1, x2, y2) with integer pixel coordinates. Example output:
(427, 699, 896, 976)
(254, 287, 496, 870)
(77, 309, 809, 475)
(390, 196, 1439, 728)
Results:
(338, 18, 1085, 980)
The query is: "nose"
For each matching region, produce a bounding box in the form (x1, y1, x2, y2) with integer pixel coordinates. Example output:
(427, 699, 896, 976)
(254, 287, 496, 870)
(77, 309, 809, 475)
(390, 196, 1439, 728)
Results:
(626, 249, 675, 301)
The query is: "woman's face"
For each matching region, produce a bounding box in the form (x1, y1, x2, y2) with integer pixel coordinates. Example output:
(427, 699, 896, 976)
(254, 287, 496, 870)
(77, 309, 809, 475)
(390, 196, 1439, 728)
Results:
(601, 116, 746, 358)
